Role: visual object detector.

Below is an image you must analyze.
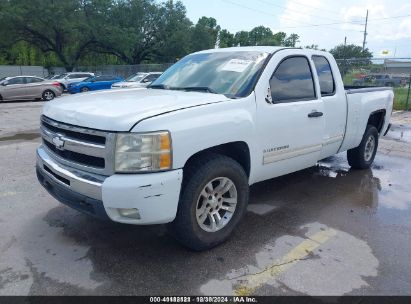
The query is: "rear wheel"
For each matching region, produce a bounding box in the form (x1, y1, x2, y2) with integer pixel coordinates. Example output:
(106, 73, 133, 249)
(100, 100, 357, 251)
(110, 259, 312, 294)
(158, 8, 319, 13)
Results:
(80, 87, 90, 93)
(168, 153, 249, 251)
(42, 90, 55, 101)
(347, 125, 379, 169)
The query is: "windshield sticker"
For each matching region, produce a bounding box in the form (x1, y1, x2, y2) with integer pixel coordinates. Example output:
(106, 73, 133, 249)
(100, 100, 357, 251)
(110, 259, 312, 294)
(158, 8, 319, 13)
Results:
(221, 59, 253, 73)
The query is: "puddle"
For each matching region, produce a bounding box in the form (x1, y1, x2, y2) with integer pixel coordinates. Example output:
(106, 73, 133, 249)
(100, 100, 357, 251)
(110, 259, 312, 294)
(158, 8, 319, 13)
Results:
(385, 124, 411, 143)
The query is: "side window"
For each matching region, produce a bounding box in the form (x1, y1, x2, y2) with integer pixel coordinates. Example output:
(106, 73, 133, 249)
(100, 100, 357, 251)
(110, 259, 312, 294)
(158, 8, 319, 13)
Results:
(312, 56, 335, 96)
(270, 56, 316, 103)
(145, 74, 159, 82)
(95, 76, 112, 81)
(26, 77, 43, 83)
(7, 77, 25, 85)
(68, 74, 80, 79)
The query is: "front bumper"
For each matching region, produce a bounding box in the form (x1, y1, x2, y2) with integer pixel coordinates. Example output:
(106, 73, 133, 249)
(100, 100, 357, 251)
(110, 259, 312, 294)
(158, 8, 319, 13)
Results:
(36, 146, 183, 224)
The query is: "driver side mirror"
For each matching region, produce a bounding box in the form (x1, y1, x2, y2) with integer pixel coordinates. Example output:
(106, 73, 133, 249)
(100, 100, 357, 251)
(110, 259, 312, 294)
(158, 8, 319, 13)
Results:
(142, 78, 150, 83)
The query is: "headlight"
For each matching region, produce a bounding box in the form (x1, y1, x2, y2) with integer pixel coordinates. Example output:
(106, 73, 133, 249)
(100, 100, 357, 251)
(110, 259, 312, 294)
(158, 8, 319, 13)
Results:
(115, 131, 172, 173)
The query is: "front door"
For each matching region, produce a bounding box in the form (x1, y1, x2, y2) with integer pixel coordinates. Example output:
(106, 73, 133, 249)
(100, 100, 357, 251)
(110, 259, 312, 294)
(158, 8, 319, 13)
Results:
(253, 52, 325, 183)
(2, 77, 27, 100)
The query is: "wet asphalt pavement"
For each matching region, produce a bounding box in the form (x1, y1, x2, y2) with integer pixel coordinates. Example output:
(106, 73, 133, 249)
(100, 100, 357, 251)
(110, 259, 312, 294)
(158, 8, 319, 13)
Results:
(0, 101, 411, 295)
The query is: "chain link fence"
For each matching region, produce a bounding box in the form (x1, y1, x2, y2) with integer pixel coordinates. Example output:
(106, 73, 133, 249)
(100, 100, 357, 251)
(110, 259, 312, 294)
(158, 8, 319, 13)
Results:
(71, 63, 173, 78)
(335, 58, 411, 111)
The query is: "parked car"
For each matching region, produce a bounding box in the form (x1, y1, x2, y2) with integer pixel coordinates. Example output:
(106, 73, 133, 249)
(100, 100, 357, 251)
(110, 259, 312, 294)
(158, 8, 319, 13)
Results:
(0, 76, 62, 102)
(36, 47, 393, 250)
(111, 72, 162, 89)
(53, 72, 94, 90)
(45, 74, 64, 80)
(68, 75, 124, 93)
(353, 73, 405, 87)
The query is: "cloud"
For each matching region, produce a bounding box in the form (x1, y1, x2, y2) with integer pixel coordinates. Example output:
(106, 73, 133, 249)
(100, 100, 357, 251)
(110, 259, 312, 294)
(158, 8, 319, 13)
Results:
(274, 0, 411, 55)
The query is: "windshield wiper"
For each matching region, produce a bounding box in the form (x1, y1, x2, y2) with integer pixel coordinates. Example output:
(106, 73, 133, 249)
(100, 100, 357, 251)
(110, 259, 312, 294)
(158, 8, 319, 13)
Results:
(176, 86, 218, 94)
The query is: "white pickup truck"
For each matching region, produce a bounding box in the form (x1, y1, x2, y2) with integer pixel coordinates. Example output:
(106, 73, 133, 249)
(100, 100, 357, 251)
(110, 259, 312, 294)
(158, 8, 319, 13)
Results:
(36, 47, 393, 250)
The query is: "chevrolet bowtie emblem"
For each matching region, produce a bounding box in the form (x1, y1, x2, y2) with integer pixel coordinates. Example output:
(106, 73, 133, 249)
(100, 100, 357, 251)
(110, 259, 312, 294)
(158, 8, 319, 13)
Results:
(52, 135, 65, 150)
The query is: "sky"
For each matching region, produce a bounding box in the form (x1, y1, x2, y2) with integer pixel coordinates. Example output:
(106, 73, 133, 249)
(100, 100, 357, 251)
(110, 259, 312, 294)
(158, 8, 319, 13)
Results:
(179, 0, 411, 58)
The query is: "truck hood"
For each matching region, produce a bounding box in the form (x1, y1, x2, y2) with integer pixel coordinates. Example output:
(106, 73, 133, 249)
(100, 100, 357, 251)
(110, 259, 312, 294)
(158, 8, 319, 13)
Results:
(43, 88, 228, 131)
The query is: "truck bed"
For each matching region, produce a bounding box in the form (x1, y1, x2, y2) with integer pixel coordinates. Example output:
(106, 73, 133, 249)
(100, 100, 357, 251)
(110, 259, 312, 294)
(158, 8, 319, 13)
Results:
(345, 86, 393, 94)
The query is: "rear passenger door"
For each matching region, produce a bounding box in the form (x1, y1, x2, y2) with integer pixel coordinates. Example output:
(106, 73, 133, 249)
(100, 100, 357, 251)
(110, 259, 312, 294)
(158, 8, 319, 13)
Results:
(254, 52, 325, 182)
(24, 77, 45, 99)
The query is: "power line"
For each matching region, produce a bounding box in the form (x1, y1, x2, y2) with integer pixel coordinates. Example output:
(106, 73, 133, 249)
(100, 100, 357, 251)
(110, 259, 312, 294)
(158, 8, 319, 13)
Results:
(255, 0, 343, 23)
(273, 14, 411, 30)
(221, 0, 364, 33)
(287, 0, 342, 15)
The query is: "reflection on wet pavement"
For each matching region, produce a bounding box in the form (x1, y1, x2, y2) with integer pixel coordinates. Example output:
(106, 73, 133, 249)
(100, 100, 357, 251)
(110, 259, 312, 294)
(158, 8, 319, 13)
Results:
(1, 141, 411, 295)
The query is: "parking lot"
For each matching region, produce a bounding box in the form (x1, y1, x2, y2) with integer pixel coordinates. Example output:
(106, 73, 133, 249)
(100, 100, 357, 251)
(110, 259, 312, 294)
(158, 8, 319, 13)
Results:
(0, 100, 411, 296)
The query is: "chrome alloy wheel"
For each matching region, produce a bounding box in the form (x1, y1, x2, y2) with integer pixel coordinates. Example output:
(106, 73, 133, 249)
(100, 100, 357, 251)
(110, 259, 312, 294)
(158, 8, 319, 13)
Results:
(364, 135, 376, 162)
(44, 91, 54, 100)
(195, 177, 238, 233)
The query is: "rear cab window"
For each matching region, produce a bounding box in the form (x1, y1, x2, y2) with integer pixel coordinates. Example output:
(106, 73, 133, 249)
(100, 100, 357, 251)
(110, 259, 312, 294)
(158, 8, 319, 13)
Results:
(312, 56, 335, 96)
(269, 56, 316, 103)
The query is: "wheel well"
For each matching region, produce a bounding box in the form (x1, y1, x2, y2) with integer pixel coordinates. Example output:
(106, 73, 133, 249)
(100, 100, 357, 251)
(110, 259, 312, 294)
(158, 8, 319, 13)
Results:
(184, 142, 251, 177)
(367, 110, 386, 133)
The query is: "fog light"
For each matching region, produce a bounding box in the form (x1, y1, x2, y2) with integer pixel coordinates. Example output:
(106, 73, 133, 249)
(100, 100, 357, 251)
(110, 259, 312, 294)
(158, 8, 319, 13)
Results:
(118, 208, 141, 219)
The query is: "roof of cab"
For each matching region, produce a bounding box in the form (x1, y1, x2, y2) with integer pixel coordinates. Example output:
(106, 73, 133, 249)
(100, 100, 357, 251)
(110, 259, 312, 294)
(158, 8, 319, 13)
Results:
(194, 46, 290, 54)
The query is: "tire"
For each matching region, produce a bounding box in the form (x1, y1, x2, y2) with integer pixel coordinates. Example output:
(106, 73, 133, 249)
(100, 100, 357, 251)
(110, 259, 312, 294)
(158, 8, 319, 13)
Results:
(42, 90, 55, 101)
(347, 125, 379, 169)
(168, 153, 249, 251)
(80, 87, 90, 93)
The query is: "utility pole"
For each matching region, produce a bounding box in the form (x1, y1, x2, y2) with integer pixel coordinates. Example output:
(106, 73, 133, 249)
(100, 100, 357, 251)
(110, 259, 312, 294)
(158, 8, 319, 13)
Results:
(362, 9, 369, 51)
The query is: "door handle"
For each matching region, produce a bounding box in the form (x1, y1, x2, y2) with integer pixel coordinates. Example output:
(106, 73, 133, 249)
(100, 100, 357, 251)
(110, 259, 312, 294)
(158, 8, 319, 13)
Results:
(308, 111, 323, 118)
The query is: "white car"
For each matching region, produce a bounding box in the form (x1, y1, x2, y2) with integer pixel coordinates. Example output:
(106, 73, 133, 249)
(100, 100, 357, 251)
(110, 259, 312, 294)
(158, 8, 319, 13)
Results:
(53, 72, 94, 90)
(36, 47, 393, 250)
(111, 72, 162, 89)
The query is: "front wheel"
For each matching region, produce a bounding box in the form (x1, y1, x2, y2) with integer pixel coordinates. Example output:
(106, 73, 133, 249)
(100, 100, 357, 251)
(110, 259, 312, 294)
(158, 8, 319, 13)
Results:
(80, 87, 90, 93)
(168, 153, 249, 251)
(347, 125, 379, 169)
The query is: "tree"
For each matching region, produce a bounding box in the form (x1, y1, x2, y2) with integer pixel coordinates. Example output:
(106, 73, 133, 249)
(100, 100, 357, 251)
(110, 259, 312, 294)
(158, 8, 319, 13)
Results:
(234, 31, 250, 46)
(0, 0, 101, 71)
(90, 0, 163, 64)
(284, 33, 300, 47)
(305, 44, 326, 51)
(330, 44, 373, 59)
(154, 1, 193, 62)
(218, 29, 235, 48)
(190, 17, 221, 52)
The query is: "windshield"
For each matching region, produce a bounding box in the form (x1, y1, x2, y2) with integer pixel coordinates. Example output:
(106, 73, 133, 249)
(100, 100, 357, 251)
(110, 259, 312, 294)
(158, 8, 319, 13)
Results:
(150, 51, 269, 98)
(126, 74, 146, 82)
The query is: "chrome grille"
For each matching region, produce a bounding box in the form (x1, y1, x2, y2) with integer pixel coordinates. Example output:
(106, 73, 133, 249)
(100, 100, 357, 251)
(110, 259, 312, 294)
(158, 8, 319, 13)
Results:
(40, 115, 116, 176)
